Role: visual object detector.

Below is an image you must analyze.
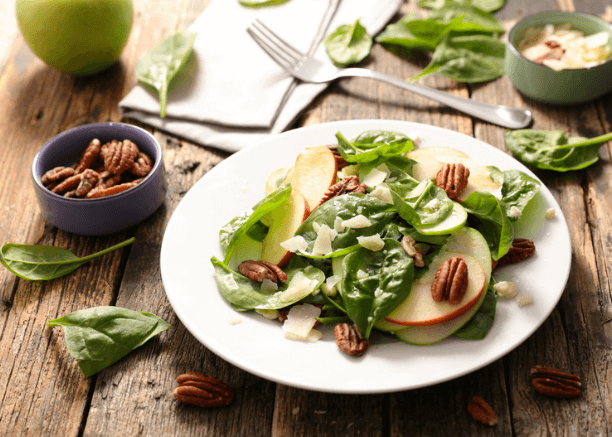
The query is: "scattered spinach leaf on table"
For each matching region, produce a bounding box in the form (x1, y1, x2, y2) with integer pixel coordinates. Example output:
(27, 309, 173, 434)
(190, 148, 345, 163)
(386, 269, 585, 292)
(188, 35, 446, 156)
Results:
(419, 0, 506, 13)
(324, 19, 372, 67)
(136, 31, 198, 118)
(0, 238, 135, 281)
(408, 34, 506, 83)
(238, 0, 291, 7)
(47, 306, 170, 377)
(428, 3, 504, 35)
(374, 13, 458, 53)
(504, 129, 612, 172)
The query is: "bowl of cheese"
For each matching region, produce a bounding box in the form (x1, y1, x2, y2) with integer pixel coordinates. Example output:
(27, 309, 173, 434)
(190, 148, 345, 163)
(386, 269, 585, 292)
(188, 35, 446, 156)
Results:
(505, 11, 612, 104)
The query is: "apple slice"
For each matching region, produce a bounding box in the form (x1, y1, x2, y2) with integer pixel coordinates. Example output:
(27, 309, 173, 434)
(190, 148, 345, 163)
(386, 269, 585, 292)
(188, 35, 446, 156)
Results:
(282, 146, 337, 211)
(260, 188, 310, 267)
(408, 146, 502, 201)
(265, 167, 289, 195)
(394, 227, 492, 344)
(414, 201, 467, 235)
(385, 251, 486, 326)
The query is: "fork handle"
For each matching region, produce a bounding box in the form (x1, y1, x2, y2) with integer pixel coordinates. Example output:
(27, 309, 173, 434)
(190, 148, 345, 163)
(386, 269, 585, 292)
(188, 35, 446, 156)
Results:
(339, 68, 532, 129)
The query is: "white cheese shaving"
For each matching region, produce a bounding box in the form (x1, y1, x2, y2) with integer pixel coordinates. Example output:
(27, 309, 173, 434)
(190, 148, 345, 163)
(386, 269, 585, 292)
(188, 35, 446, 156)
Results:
(280, 271, 318, 302)
(517, 295, 534, 307)
(357, 269, 369, 280)
(228, 313, 242, 325)
(493, 281, 519, 299)
(424, 198, 440, 212)
(280, 235, 308, 253)
(282, 303, 321, 340)
(312, 223, 334, 256)
(334, 216, 346, 232)
(510, 206, 522, 220)
(545, 207, 556, 220)
(369, 183, 394, 204)
(363, 164, 390, 187)
(341, 214, 372, 229)
(255, 308, 279, 320)
(357, 234, 385, 251)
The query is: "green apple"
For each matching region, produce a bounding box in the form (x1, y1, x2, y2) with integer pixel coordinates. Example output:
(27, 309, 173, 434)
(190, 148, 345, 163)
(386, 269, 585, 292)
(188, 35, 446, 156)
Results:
(414, 201, 467, 235)
(16, 0, 133, 76)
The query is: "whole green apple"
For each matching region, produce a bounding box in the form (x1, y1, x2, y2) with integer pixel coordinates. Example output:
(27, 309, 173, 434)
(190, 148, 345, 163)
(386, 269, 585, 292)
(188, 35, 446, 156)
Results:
(16, 0, 133, 76)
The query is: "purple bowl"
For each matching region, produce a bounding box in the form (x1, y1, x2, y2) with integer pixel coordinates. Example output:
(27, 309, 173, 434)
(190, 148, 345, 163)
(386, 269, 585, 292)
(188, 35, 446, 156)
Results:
(31, 122, 167, 236)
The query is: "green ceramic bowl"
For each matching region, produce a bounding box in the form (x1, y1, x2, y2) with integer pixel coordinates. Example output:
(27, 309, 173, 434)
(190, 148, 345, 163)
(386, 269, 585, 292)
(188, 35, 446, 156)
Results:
(505, 11, 612, 104)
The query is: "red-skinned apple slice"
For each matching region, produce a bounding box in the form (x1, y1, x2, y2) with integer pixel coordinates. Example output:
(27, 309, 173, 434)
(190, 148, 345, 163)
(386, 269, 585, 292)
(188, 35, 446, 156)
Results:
(282, 146, 337, 211)
(260, 188, 310, 267)
(408, 146, 502, 201)
(385, 251, 486, 326)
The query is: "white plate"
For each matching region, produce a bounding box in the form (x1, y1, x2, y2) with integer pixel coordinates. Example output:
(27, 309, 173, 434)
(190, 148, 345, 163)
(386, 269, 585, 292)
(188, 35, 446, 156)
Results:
(160, 120, 571, 394)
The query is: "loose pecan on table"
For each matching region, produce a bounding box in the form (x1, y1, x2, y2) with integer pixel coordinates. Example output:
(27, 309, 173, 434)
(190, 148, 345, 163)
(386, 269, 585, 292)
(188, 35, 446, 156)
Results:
(238, 260, 287, 283)
(174, 372, 233, 407)
(431, 256, 469, 305)
(467, 395, 498, 426)
(319, 175, 367, 206)
(493, 238, 535, 269)
(530, 365, 581, 398)
(435, 162, 470, 200)
(334, 322, 368, 356)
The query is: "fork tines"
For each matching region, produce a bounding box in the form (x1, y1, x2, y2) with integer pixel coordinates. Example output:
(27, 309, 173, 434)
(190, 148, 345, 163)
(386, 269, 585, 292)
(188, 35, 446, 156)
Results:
(247, 19, 305, 72)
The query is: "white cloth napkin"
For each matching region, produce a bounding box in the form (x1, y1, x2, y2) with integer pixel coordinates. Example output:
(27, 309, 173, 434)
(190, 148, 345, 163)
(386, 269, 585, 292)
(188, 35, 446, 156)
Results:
(119, 0, 402, 153)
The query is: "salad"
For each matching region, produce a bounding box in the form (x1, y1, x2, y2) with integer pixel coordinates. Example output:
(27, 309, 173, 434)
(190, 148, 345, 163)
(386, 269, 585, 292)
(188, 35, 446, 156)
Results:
(211, 130, 541, 355)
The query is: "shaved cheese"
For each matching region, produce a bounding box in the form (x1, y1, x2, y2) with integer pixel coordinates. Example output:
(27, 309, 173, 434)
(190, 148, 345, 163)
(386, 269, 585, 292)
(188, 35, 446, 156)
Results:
(363, 164, 390, 187)
(370, 183, 394, 204)
(341, 214, 371, 229)
(280, 271, 318, 302)
(280, 235, 308, 253)
(282, 304, 322, 340)
(312, 224, 334, 256)
(357, 234, 385, 251)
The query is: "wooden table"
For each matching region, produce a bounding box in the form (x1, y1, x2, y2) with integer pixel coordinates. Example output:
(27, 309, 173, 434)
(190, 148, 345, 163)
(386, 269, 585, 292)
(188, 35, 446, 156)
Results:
(1, 0, 611, 435)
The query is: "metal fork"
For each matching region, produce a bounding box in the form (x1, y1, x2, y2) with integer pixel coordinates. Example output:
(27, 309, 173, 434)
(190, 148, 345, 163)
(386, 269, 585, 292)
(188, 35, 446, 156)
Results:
(247, 19, 532, 129)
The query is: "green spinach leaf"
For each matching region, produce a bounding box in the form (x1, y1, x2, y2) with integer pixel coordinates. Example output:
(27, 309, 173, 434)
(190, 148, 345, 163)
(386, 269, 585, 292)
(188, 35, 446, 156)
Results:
(136, 31, 198, 118)
(453, 283, 497, 339)
(239, 0, 290, 6)
(0, 238, 135, 281)
(499, 169, 541, 219)
(220, 184, 291, 264)
(375, 13, 458, 53)
(340, 239, 414, 338)
(462, 191, 514, 260)
(295, 194, 396, 258)
(409, 34, 505, 83)
(387, 178, 454, 226)
(211, 256, 325, 310)
(325, 19, 373, 67)
(47, 306, 170, 377)
(419, 0, 506, 13)
(428, 3, 505, 34)
(504, 129, 612, 172)
(336, 130, 414, 164)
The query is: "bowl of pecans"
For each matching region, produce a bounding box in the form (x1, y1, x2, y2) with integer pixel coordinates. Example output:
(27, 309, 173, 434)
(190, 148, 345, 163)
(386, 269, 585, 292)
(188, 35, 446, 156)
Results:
(31, 122, 166, 235)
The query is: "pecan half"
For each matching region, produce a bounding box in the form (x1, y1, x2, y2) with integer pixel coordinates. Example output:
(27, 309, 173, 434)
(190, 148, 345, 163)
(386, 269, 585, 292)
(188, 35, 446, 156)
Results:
(238, 260, 287, 283)
(130, 151, 153, 177)
(41, 166, 75, 186)
(467, 395, 498, 426)
(435, 163, 470, 200)
(496, 238, 535, 268)
(86, 180, 140, 198)
(51, 173, 82, 195)
(334, 322, 368, 356)
(400, 235, 425, 267)
(104, 139, 139, 175)
(530, 365, 581, 398)
(326, 144, 347, 169)
(75, 138, 101, 173)
(319, 176, 367, 205)
(431, 256, 468, 305)
(174, 372, 233, 407)
(75, 169, 100, 197)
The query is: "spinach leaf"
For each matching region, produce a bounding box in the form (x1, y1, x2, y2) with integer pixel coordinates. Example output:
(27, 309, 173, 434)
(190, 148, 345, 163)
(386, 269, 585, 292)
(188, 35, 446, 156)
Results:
(239, 0, 290, 6)
(0, 238, 135, 281)
(409, 34, 505, 84)
(325, 19, 372, 68)
(47, 306, 170, 377)
(136, 31, 198, 118)
(419, 0, 506, 13)
(462, 191, 514, 260)
(340, 239, 414, 338)
(336, 130, 414, 164)
(499, 169, 541, 219)
(295, 194, 396, 258)
(453, 283, 497, 339)
(504, 129, 612, 172)
(220, 184, 291, 264)
(211, 256, 324, 310)
(387, 178, 454, 226)
(428, 3, 505, 35)
(375, 13, 458, 53)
